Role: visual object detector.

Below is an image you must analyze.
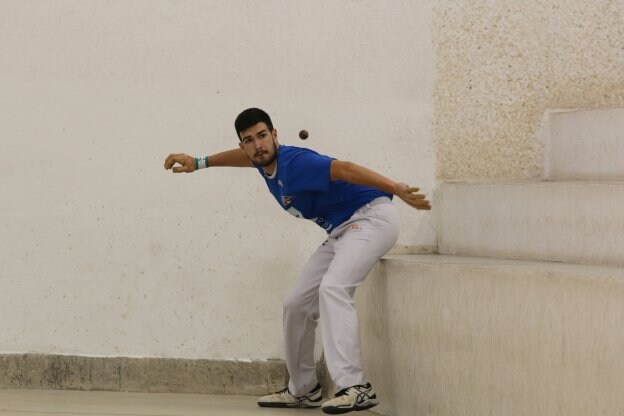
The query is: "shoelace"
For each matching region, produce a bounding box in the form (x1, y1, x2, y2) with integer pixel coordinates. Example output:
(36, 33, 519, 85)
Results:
(276, 387, 306, 401)
(335, 384, 371, 399)
(336, 386, 357, 397)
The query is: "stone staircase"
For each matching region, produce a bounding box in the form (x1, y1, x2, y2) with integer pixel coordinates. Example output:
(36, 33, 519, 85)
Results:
(356, 108, 624, 416)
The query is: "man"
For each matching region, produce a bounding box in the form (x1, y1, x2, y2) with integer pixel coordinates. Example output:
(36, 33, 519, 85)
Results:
(164, 108, 430, 414)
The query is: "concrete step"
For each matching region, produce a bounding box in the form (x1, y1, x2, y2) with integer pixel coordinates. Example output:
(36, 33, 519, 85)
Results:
(356, 254, 624, 416)
(438, 181, 624, 266)
(546, 107, 624, 180)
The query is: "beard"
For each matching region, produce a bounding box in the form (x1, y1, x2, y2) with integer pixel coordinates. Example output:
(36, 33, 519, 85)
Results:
(255, 153, 277, 167)
(251, 142, 278, 167)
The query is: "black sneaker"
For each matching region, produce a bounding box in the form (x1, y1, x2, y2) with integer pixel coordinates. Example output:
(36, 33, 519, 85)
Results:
(257, 383, 322, 408)
(321, 382, 379, 414)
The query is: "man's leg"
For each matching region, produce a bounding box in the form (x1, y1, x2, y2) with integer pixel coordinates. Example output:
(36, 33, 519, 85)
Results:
(319, 201, 399, 391)
(283, 241, 334, 396)
(257, 242, 334, 408)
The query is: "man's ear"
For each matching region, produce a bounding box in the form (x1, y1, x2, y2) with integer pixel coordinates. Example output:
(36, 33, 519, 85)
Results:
(272, 129, 279, 145)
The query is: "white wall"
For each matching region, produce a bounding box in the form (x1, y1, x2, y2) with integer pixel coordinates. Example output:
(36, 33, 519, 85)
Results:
(0, 0, 435, 359)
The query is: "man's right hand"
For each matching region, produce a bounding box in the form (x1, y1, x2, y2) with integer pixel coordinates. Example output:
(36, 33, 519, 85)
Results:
(164, 153, 196, 173)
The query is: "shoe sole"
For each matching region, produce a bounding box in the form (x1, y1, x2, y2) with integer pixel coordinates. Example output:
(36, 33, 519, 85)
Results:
(321, 401, 379, 414)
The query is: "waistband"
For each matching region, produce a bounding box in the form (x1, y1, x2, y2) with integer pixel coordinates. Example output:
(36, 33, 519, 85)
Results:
(329, 196, 394, 237)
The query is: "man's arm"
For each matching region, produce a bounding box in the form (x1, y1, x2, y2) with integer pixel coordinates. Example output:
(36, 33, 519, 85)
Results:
(330, 160, 431, 210)
(164, 148, 253, 173)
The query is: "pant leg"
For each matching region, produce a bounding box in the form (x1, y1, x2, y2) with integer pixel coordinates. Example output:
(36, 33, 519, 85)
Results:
(319, 201, 400, 391)
(283, 240, 334, 396)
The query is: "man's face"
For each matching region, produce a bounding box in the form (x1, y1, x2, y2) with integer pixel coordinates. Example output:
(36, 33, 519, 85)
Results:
(239, 122, 279, 168)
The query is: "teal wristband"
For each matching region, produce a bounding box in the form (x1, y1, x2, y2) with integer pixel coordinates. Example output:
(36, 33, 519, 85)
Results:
(196, 157, 208, 170)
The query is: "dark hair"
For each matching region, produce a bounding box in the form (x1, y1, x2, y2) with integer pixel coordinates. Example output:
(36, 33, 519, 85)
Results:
(234, 108, 274, 141)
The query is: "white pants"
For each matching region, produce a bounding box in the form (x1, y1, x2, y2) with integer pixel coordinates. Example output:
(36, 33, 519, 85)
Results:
(283, 197, 400, 395)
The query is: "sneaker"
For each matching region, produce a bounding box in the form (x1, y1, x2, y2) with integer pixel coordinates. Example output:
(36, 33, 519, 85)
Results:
(321, 383, 379, 414)
(257, 383, 322, 408)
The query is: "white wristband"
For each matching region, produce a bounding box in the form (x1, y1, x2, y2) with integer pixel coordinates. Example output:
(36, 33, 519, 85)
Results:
(195, 157, 209, 170)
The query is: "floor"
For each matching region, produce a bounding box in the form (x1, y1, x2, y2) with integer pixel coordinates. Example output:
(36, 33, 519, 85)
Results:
(0, 389, 376, 416)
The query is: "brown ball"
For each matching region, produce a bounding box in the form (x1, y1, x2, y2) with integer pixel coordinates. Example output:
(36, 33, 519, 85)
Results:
(299, 130, 309, 140)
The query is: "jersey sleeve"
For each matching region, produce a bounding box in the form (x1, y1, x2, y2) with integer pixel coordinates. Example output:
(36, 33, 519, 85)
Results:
(285, 150, 333, 193)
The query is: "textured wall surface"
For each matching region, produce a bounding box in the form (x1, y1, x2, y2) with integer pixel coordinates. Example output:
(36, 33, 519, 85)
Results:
(0, 354, 287, 395)
(434, 0, 624, 179)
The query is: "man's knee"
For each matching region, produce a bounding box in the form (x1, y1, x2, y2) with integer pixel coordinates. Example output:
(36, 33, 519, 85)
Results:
(283, 292, 307, 317)
(319, 281, 352, 303)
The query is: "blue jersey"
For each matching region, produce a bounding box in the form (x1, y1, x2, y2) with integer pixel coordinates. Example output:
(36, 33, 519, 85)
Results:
(255, 145, 392, 233)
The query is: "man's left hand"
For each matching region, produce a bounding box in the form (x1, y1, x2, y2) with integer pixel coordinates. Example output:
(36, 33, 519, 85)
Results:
(394, 183, 431, 210)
